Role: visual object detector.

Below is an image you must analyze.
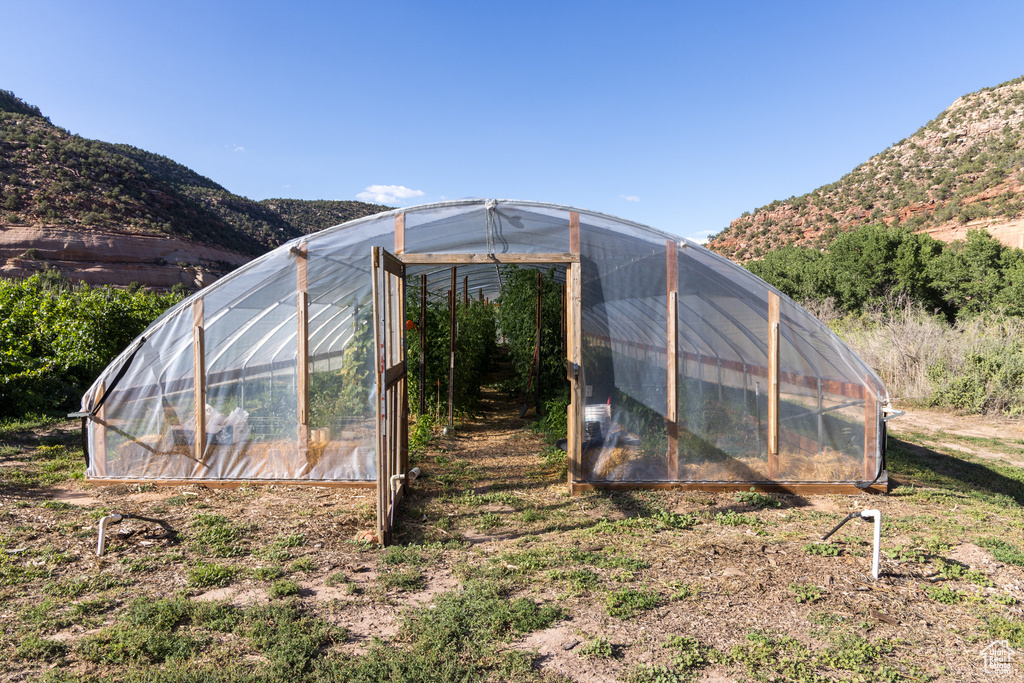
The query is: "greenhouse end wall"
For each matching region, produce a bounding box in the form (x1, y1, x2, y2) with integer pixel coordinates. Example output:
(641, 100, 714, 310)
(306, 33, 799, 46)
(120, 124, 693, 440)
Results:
(80, 199, 888, 493)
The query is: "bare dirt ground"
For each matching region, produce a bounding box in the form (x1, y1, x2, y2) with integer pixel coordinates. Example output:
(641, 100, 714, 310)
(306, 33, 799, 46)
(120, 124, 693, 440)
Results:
(3, 398, 1024, 681)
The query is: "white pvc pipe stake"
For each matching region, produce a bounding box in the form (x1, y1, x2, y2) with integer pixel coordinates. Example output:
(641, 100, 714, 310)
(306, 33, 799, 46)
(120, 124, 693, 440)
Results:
(861, 509, 881, 580)
(96, 514, 123, 556)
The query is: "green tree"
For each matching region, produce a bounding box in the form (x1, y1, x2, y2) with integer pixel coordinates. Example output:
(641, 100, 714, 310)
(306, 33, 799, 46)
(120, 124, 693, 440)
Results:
(929, 229, 1009, 316)
(744, 246, 827, 302)
(824, 224, 944, 313)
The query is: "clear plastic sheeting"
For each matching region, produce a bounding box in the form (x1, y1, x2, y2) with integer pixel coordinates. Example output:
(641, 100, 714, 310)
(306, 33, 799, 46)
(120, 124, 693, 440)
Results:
(81, 199, 888, 488)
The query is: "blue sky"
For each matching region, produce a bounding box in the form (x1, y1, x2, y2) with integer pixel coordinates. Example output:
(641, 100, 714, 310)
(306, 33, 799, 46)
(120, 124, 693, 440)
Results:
(5, 1, 1024, 242)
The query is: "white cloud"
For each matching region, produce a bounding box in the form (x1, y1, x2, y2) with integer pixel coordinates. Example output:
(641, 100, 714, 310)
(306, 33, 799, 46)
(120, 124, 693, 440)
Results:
(620, 194, 640, 202)
(233, 145, 246, 152)
(356, 184, 425, 205)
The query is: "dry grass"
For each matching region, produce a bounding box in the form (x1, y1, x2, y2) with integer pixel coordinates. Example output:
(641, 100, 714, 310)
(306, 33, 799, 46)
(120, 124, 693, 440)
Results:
(812, 297, 1024, 413)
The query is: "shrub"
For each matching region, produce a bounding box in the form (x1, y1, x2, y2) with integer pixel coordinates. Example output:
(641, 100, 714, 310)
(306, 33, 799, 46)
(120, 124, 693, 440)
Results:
(269, 579, 301, 598)
(188, 563, 236, 588)
(606, 587, 659, 618)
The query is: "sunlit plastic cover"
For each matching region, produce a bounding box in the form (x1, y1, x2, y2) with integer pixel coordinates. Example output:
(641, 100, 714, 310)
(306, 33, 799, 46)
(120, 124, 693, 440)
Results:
(82, 199, 887, 484)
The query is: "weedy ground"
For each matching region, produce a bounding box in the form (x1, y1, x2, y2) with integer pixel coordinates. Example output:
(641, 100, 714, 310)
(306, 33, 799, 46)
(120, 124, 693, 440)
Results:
(2, 396, 1024, 682)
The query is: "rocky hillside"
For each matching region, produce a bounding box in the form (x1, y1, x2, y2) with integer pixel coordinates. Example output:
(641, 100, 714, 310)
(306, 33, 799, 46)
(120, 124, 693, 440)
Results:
(709, 76, 1024, 260)
(0, 90, 389, 287)
(259, 198, 385, 235)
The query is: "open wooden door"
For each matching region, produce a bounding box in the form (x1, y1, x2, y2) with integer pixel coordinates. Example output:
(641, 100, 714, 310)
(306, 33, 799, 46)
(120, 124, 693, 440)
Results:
(372, 247, 408, 545)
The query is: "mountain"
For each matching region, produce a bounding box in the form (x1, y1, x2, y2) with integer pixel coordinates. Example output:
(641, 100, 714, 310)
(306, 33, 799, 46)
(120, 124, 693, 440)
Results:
(0, 90, 389, 288)
(708, 76, 1024, 261)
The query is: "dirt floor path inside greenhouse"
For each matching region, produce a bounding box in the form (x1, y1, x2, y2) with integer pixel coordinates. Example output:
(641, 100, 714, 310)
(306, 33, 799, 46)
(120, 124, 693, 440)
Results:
(443, 388, 552, 484)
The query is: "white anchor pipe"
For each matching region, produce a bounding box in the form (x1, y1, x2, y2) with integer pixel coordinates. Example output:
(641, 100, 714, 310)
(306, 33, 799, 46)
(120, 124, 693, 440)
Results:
(96, 514, 123, 556)
(861, 509, 881, 580)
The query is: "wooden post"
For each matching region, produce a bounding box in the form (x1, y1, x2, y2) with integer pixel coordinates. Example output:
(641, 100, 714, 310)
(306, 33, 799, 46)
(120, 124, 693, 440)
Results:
(567, 261, 582, 491)
(535, 269, 543, 414)
(394, 213, 405, 255)
(192, 298, 206, 463)
(667, 292, 679, 479)
(817, 377, 824, 456)
(864, 376, 877, 481)
(297, 243, 309, 458)
(372, 247, 384, 543)
(560, 284, 566, 357)
(419, 273, 426, 417)
(94, 381, 106, 476)
(399, 267, 409, 495)
(463, 275, 469, 307)
(478, 288, 484, 303)
(666, 240, 679, 480)
(569, 211, 580, 253)
(448, 267, 456, 432)
(767, 292, 780, 479)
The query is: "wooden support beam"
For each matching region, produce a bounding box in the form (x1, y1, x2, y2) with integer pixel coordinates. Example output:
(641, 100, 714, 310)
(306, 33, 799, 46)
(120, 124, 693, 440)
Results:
(399, 270, 409, 496)
(385, 361, 407, 390)
(400, 252, 578, 265)
(192, 298, 206, 464)
(93, 381, 106, 476)
(534, 270, 543, 413)
(379, 249, 405, 276)
(419, 273, 426, 416)
(372, 246, 385, 544)
(767, 291, 780, 479)
(560, 284, 566, 356)
(296, 244, 309, 460)
(666, 239, 679, 480)
(667, 292, 678, 480)
(464, 275, 469, 307)
(864, 375, 878, 481)
(569, 211, 580, 253)
(394, 213, 405, 255)
(567, 261, 582, 491)
(86, 479, 378, 489)
(569, 481, 888, 495)
(448, 267, 456, 432)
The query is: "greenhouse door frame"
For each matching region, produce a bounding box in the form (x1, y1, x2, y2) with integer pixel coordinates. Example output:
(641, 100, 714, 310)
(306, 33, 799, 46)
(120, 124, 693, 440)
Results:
(399, 252, 584, 499)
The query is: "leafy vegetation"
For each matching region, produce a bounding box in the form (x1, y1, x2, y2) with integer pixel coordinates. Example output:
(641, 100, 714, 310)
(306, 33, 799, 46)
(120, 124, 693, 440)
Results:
(746, 224, 1024, 318)
(744, 224, 1024, 415)
(606, 587, 659, 618)
(0, 272, 182, 416)
(405, 281, 498, 418)
(496, 265, 568, 411)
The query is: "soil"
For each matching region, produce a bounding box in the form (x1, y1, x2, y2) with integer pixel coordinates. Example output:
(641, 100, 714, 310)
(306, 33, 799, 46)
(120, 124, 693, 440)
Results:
(3, 398, 1024, 681)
